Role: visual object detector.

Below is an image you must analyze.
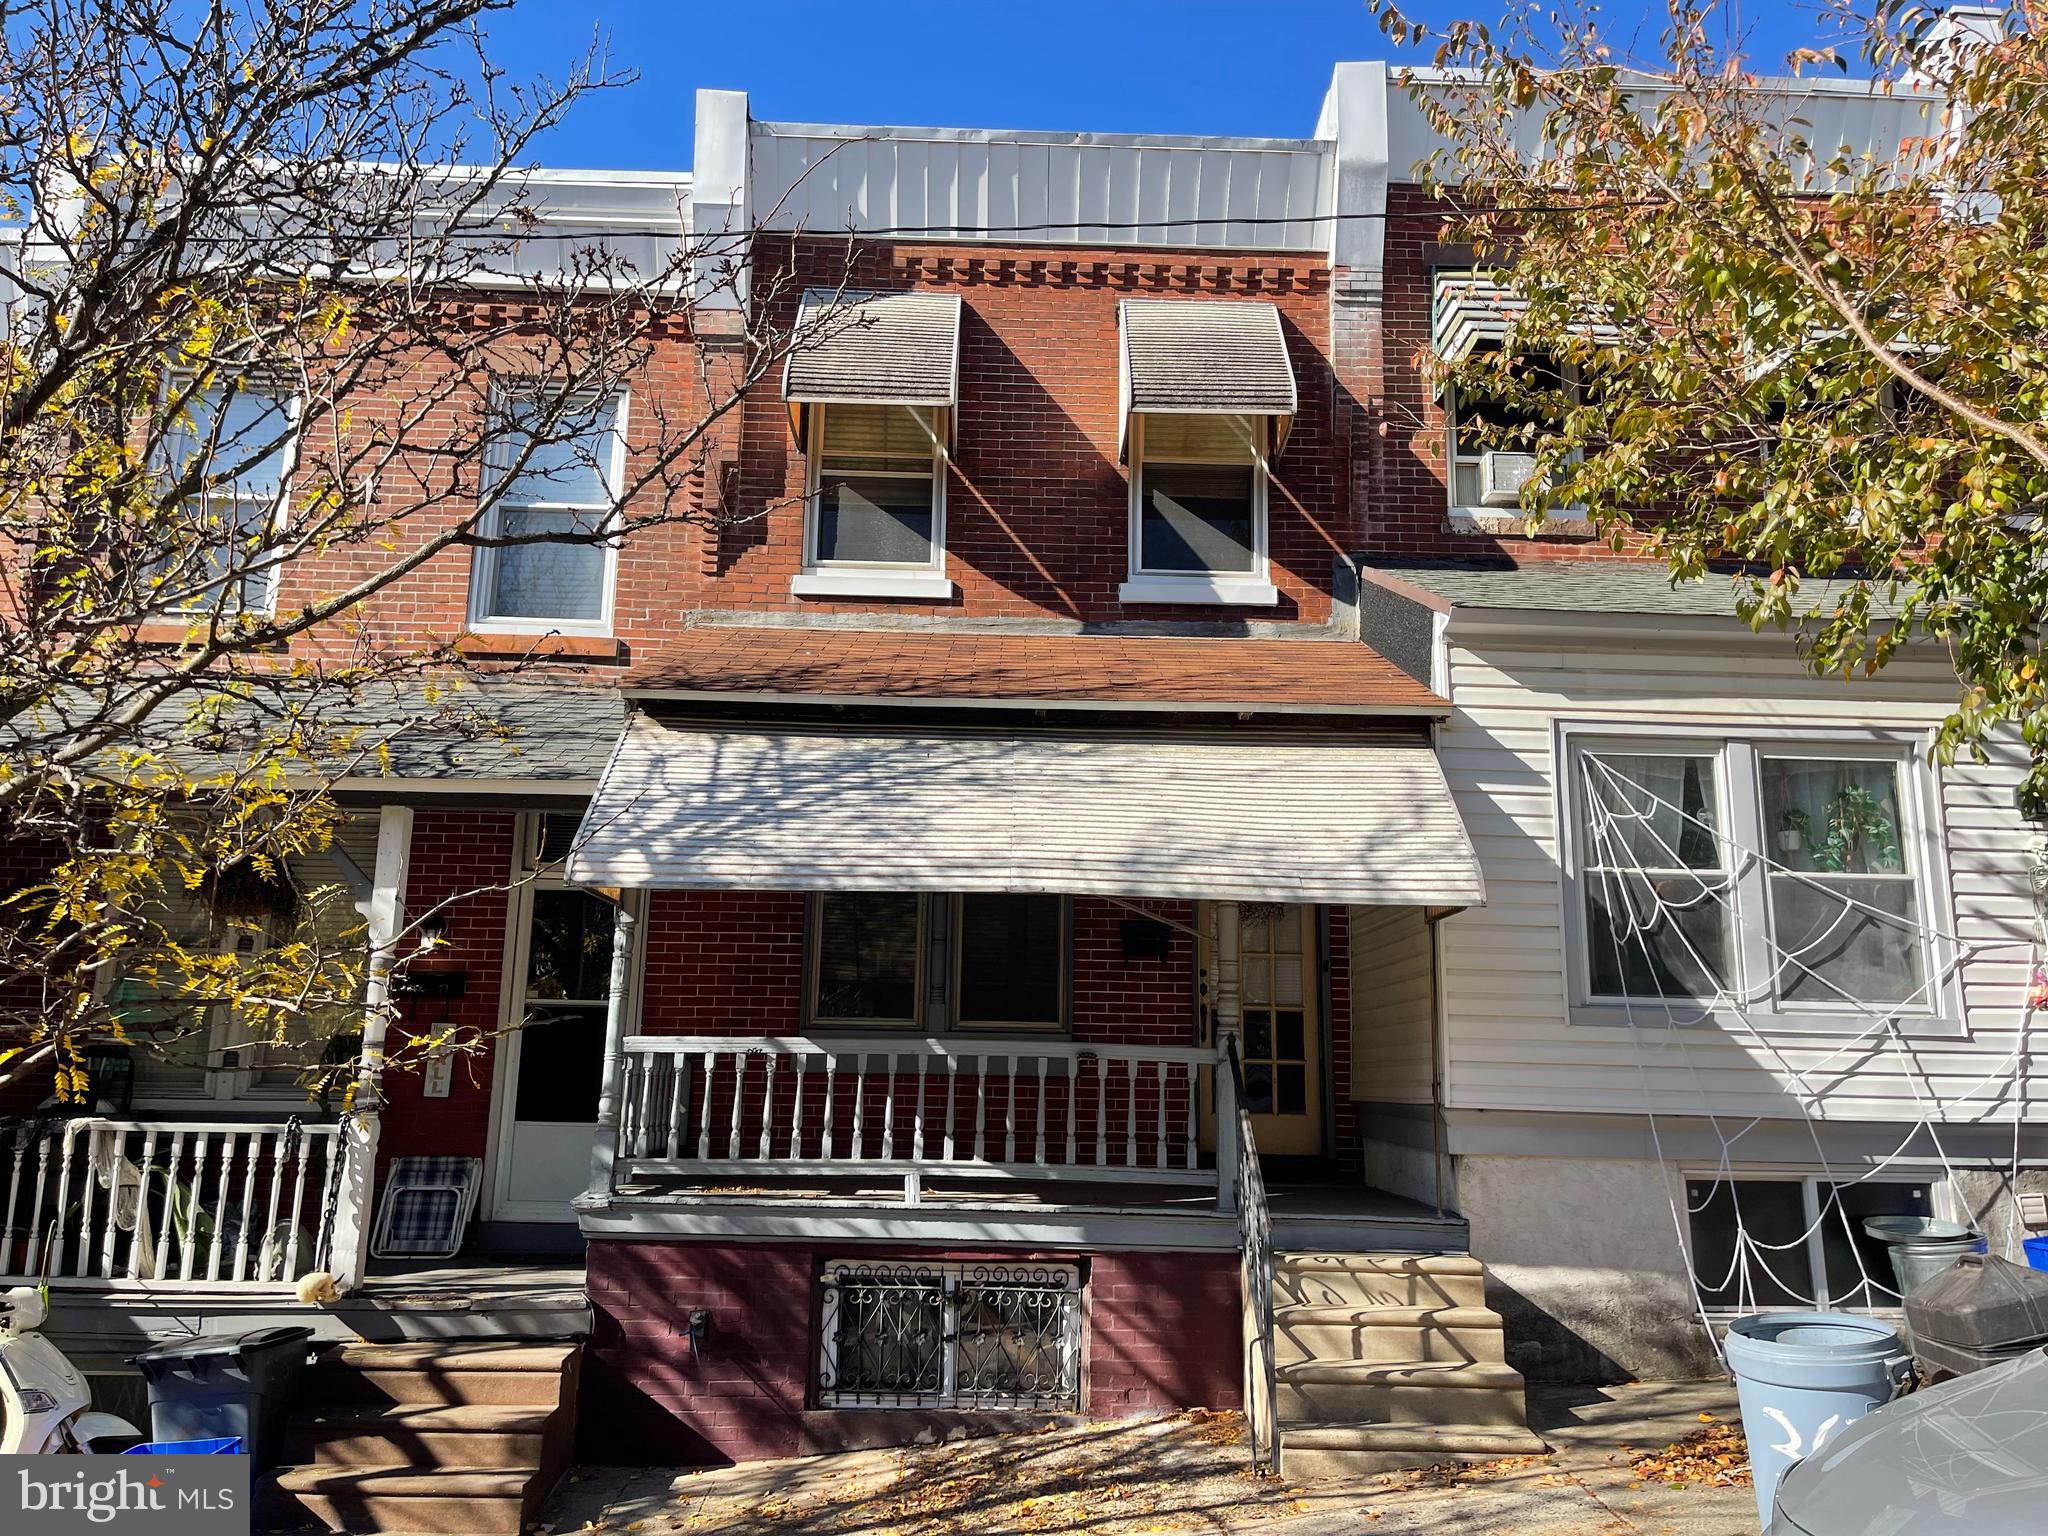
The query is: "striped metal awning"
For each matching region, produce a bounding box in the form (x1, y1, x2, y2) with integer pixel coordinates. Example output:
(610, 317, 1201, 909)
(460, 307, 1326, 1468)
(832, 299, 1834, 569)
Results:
(782, 289, 962, 439)
(566, 716, 1484, 907)
(1117, 299, 1297, 459)
(1432, 271, 1622, 363)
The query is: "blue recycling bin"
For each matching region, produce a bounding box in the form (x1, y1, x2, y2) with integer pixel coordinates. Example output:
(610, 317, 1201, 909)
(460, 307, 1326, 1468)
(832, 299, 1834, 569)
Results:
(1725, 1312, 1912, 1528)
(123, 1437, 246, 1454)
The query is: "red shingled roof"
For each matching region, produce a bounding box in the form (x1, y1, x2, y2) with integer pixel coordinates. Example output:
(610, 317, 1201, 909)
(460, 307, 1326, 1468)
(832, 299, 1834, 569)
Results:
(621, 627, 1445, 714)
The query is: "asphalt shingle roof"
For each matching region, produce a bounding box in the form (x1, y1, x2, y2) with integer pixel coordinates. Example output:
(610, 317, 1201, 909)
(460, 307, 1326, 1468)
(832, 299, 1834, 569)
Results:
(623, 626, 1445, 714)
(1363, 560, 1775, 617)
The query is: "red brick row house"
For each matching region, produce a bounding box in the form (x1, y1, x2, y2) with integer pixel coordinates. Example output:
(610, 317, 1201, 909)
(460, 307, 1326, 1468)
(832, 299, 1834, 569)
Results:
(5, 41, 2040, 1524)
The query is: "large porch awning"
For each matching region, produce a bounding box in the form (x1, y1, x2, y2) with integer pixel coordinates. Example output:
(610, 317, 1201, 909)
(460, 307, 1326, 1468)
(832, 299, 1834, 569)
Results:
(565, 716, 1485, 907)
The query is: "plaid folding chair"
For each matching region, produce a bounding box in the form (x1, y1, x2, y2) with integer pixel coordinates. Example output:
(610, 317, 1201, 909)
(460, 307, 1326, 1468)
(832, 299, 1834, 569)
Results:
(370, 1155, 481, 1260)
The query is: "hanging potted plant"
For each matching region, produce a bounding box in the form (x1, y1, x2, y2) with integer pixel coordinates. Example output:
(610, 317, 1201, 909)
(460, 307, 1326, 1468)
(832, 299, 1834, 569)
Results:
(1776, 808, 1812, 856)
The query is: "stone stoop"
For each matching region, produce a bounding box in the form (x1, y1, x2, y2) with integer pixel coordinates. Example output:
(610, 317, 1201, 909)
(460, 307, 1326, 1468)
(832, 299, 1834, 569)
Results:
(1271, 1253, 1548, 1479)
(256, 1342, 581, 1536)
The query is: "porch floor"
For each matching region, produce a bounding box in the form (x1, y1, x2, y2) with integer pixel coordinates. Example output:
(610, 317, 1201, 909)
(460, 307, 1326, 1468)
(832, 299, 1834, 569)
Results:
(607, 1173, 1468, 1254)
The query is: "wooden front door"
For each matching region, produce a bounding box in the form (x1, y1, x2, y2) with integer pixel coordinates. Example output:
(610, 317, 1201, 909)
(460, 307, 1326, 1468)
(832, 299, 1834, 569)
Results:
(1238, 904, 1323, 1155)
(1200, 902, 1325, 1158)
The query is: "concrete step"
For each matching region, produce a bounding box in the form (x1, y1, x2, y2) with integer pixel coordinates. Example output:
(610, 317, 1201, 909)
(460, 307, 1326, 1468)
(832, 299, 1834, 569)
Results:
(257, 1465, 538, 1536)
(286, 1403, 554, 1468)
(1275, 1358, 1530, 1429)
(1274, 1304, 1506, 1366)
(1275, 1253, 1486, 1310)
(309, 1342, 575, 1410)
(1280, 1421, 1551, 1480)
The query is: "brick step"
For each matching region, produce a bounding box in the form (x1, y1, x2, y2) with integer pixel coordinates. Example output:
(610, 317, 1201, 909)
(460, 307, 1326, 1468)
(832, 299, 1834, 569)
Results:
(257, 1465, 538, 1536)
(1280, 1421, 1551, 1480)
(1275, 1358, 1530, 1429)
(1274, 1253, 1486, 1311)
(1274, 1304, 1507, 1366)
(286, 1403, 554, 1468)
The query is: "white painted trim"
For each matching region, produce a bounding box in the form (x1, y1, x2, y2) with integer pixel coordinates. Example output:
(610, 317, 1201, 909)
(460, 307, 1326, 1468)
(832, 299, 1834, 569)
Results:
(791, 571, 955, 600)
(1118, 576, 1280, 607)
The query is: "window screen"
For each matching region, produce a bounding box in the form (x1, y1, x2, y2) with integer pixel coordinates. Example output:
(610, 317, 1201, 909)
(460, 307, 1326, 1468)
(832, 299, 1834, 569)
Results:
(957, 895, 1063, 1027)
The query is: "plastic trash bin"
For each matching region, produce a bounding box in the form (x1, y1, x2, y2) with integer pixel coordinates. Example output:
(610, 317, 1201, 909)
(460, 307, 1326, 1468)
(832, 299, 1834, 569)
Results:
(1903, 1252, 2048, 1378)
(131, 1326, 313, 1475)
(1724, 1311, 1911, 1529)
(123, 1437, 246, 1454)
(1862, 1215, 1985, 1296)
(2025, 1235, 2048, 1271)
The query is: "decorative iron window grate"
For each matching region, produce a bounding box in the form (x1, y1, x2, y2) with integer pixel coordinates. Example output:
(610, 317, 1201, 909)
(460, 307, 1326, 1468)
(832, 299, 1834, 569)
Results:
(817, 1261, 1082, 1410)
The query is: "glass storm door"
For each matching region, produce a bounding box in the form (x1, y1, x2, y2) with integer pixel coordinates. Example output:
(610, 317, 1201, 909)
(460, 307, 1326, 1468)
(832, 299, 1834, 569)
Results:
(1237, 904, 1323, 1156)
(492, 886, 618, 1220)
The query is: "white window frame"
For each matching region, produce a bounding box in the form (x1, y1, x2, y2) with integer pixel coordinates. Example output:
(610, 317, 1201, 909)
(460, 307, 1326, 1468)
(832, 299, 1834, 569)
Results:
(1120, 412, 1278, 607)
(793, 403, 952, 601)
(804, 892, 1072, 1034)
(466, 386, 628, 635)
(155, 377, 300, 617)
(1678, 1168, 1954, 1314)
(816, 1258, 1083, 1410)
(1556, 720, 1961, 1034)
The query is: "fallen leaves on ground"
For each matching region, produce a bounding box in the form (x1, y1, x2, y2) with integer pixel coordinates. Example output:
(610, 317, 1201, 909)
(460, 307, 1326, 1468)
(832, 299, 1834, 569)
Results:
(1376, 1453, 1557, 1491)
(1627, 1416, 1752, 1490)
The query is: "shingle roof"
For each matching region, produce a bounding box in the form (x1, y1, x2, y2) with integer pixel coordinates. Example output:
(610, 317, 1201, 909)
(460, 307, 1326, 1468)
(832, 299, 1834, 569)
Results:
(783, 289, 963, 406)
(1362, 560, 1780, 617)
(1119, 299, 1297, 416)
(621, 626, 1446, 714)
(74, 679, 626, 785)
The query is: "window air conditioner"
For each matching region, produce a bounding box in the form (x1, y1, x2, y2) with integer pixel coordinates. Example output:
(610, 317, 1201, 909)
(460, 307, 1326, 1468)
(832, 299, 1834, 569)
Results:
(1478, 450, 1542, 508)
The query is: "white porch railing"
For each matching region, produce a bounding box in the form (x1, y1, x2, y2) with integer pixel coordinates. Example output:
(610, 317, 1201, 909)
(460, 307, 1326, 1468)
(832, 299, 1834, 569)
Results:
(612, 1034, 1222, 1203)
(0, 1117, 344, 1290)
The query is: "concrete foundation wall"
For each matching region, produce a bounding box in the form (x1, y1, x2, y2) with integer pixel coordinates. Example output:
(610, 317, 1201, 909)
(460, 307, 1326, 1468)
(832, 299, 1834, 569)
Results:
(1458, 1155, 1720, 1383)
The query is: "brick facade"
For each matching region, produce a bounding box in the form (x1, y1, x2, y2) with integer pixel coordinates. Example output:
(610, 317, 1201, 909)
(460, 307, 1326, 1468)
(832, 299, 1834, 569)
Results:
(579, 1238, 1241, 1466)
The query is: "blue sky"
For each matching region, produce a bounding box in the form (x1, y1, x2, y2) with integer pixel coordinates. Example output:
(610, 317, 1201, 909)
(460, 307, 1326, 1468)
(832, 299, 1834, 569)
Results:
(480, 0, 1856, 172)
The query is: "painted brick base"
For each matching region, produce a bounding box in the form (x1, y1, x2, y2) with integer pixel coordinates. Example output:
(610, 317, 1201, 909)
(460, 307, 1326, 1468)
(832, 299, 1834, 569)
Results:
(579, 1239, 1242, 1466)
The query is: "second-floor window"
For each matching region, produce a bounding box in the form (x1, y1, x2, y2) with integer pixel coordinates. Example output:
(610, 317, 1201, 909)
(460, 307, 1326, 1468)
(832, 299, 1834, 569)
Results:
(1447, 348, 1567, 514)
(153, 380, 297, 615)
(802, 404, 947, 589)
(470, 389, 625, 631)
(1124, 413, 1271, 600)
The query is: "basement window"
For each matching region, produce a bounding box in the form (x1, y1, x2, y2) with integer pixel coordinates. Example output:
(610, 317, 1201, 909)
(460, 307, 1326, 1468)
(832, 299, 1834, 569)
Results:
(1684, 1175, 1938, 1311)
(817, 1260, 1082, 1410)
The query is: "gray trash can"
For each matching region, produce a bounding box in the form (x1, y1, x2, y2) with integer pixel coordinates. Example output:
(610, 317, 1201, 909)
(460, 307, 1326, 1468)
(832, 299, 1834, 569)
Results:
(1724, 1312, 1911, 1529)
(132, 1325, 314, 1475)
(1862, 1215, 1984, 1296)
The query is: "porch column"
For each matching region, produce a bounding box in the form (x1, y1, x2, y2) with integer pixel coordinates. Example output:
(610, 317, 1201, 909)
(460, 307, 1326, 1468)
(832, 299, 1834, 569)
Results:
(1213, 900, 1242, 1213)
(330, 803, 412, 1295)
(582, 898, 639, 1207)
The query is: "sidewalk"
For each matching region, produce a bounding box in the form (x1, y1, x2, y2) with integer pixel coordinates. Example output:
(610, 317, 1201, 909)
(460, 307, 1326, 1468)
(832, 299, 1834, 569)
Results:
(541, 1380, 1759, 1536)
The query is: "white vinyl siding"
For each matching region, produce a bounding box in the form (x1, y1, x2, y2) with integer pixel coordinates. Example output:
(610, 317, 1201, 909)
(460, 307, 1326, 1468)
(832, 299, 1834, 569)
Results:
(1347, 904, 1436, 1104)
(1433, 629, 2038, 1124)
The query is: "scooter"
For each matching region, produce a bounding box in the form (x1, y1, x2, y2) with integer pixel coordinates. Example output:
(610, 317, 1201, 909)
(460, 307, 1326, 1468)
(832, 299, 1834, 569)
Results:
(0, 1285, 141, 1451)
